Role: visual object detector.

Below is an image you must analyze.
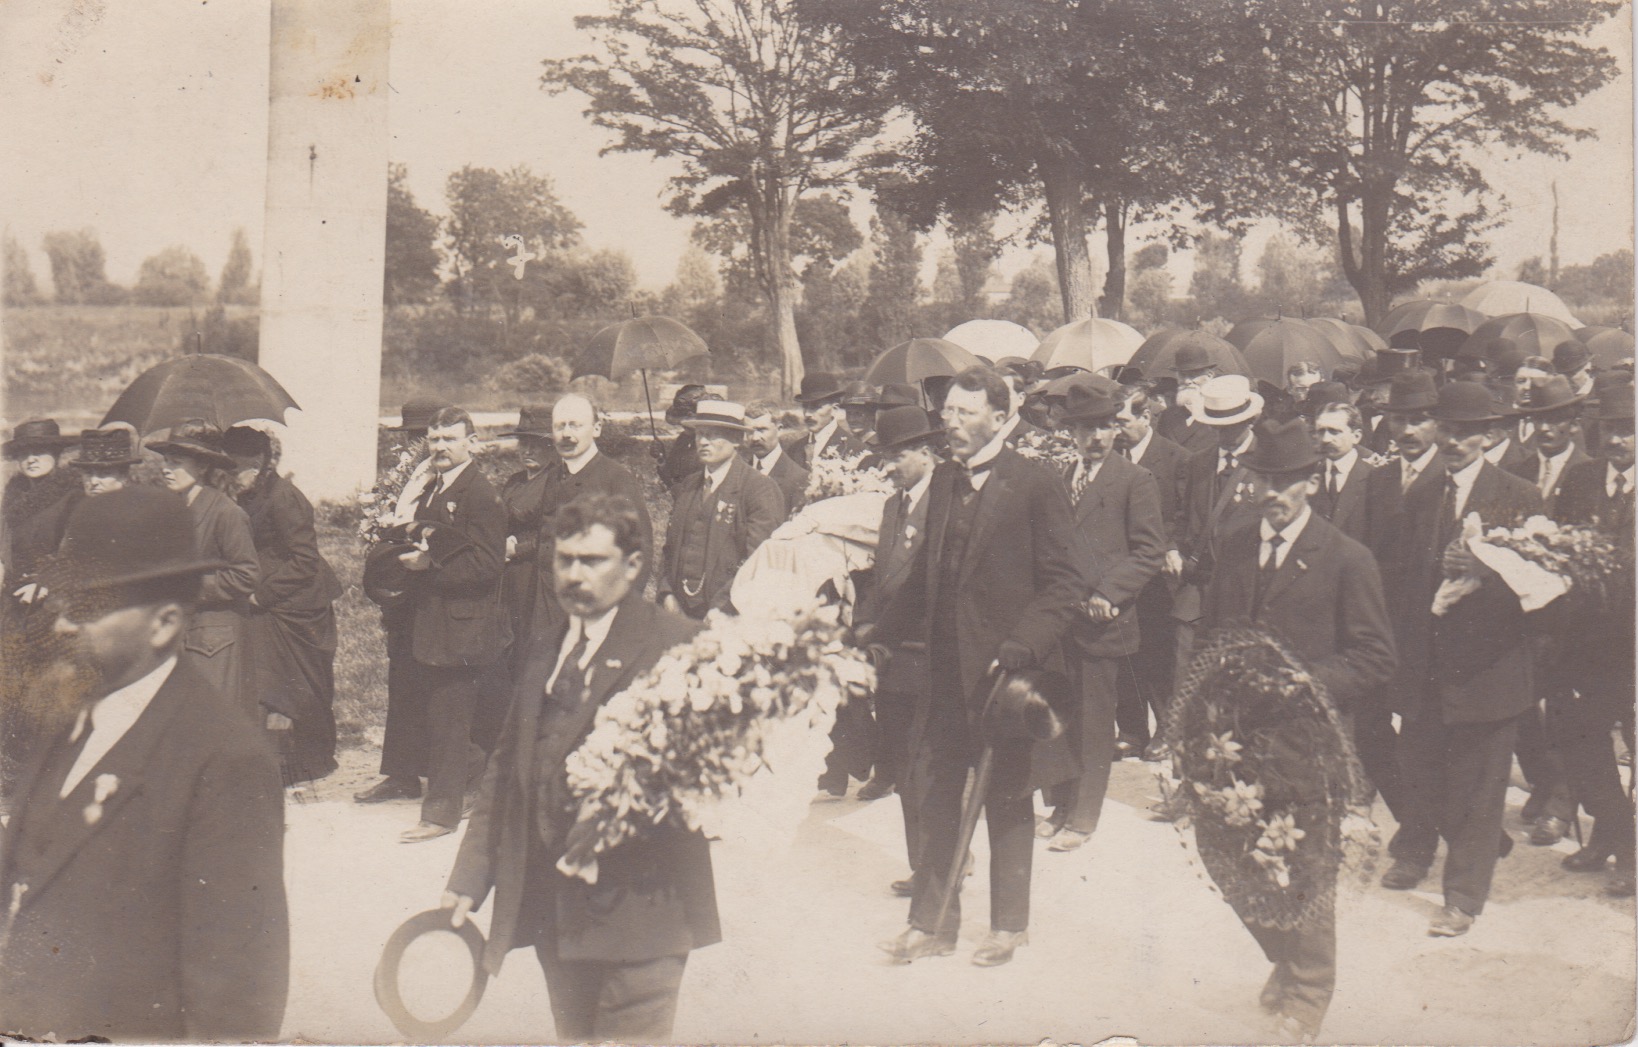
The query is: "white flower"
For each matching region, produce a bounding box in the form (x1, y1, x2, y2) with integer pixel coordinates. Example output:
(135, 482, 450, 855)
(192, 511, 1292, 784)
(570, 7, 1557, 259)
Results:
(93, 773, 120, 804)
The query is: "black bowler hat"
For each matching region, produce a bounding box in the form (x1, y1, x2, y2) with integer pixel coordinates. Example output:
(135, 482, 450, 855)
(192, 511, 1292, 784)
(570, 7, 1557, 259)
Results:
(867, 405, 944, 451)
(795, 372, 847, 405)
(1241, 418, 1323, 475)
(1554, 340, 1592, 376)
(146, 419, 239, 471)
(1430, 381, 1508, 424)
(68, 426, 144, 469)
(982, 668, 1068, 742)
(389, 396, 451, 433)
(1173, 344, 1216, 374)
(4, 418, 75, 458)
(1589, 373, 1636, 421)
(1055, 375, 1123, 427)
(43, 486, 226, 593)
(502, 404, 554, 438)
(1385, 369, 1439, 413)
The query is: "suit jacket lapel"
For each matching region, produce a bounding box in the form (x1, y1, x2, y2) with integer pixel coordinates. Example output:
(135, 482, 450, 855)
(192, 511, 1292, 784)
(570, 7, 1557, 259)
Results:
(1260, 517, 1326, 610)
(513, 621, 567, 788)
(960, 454, 1015, 589)
(924, 464, 956, 612)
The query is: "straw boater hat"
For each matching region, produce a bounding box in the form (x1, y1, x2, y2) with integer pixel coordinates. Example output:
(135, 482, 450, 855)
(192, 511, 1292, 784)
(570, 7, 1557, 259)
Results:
(43, 486, 226, 593)
(146, 419, 239, 471)
(3, 418, 76, 458)
(69, 427, 144, 469)
(1190, 374, 1265, 427)
(680, 401, 753, 432)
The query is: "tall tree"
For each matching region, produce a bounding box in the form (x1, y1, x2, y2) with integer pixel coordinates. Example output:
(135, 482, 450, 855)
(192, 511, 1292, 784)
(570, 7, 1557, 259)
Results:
(4, 232, 41, 306)
(860, 202, 923, 351)
(384, 163, 443, 307)
(217, 227, 256, 306)
(133, 245, 211, 307)
(948, 208, 1001, 318)
(1260, 0, 1621, 325)
(444, 164, 582, 326)
(41, 228, 113, 304)
(542, 0, 889, 396)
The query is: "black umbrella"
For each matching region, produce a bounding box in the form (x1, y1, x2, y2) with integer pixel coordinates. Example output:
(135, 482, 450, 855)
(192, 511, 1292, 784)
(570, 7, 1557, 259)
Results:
(1127, 328, 1250, 380)
(864, 338, 981, 385)
(101, 354, 300, 435)
(572, 316, 711, 442)
(1375, 300, 1487, 359)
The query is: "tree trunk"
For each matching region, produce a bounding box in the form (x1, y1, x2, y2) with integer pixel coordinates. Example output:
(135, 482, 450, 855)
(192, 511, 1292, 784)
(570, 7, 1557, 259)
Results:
(1099, 199, 1127, 321)
(1039, 156, 1097, 323)
(752, 189, 806, 398)
(1337, 182, 1393, 328)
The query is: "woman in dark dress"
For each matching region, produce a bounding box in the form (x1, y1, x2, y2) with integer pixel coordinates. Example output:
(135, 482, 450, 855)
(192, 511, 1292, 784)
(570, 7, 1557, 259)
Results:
(225, 426, 343, 785)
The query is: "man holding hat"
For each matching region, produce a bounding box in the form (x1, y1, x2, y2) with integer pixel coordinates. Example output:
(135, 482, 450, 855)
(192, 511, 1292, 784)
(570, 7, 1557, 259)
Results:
(1378, 382, 1543, 937)
(1198, 416, 1396, 1039)
(659, 401, 785, 618)
(1037, 376, 1166, 852)
(1550, 373, 1636, 895)
(0, 487, 288, 1042)
(852, 404, 946, 877)
(784, 373, 853, 467)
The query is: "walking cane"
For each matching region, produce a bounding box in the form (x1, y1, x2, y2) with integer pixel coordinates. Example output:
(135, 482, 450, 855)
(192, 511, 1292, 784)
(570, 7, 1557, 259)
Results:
(930, 664, 1011, 936)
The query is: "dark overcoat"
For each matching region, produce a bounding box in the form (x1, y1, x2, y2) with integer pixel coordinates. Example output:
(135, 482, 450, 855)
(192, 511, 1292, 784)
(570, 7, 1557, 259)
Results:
(446, 594, 719, 973)
(0, 659, 288, 1042)
(182, 485, 259, 714)
(1504, 444, 1592, 517)
(1064, 452, 1166, 659)
(526, 450, 653, 644)
(1312, 456, 1382, 549)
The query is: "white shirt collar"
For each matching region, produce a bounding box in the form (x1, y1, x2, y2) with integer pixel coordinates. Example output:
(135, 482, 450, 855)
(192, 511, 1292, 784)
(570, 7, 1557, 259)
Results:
(1483, 437, 1511, 464)
(1220, 430, 1253, 463)
(429, 457, 473, 491)
(704, 457, 734, 493)
(1258, 505, 1312, 568)
(1539, 444, 1573, 469)
(548, 605, 620, 694)
(997, 413, 1023, 442)
(61, 656, 177, 798)
(756, 443, 784, 473)
(1607, 462, 1635, 497)
(1126, 427, 1154, 464)
(1327, 448, 1359, 481)
(1403, 443, 1439, 477)
(1449, 456, 1484, 513)
(963, 427, 1009, 490)
(812, 419, 839, 453)
(561, 444, 599, 475)
(904, 470, 932, 513)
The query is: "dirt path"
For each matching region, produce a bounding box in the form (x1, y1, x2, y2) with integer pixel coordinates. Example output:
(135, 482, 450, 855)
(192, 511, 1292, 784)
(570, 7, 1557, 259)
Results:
(281, 752, 1634, 1045)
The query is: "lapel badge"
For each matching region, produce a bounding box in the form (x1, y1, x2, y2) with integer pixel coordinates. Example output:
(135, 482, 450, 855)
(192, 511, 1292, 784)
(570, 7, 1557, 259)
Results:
(605, 658, 622, 670)
(82, 773, 120, 826)
(446, 500, 458, 517)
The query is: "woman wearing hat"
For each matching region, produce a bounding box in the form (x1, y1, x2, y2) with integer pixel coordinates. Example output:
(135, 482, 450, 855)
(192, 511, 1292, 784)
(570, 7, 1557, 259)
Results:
(224, 426, 342, 787)
(495, 405, 558, 679)
(147, 419, 259, 719)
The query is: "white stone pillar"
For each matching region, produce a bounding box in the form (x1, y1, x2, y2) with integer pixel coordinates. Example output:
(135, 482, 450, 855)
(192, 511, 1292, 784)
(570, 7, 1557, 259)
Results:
(257, 0, 390, 501)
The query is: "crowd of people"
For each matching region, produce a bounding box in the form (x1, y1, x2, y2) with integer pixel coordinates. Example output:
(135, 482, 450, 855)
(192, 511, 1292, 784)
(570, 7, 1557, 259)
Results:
(0, 327, 1632, 1042)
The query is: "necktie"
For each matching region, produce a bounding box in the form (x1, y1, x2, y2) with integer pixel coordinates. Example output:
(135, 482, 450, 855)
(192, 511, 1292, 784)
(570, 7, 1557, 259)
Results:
(1328, 463, 1341, 500)
(549, 628, 592, 711)
(1072, 460, 1093, 503)
(1252, 533, 1286, 617)
(1539, 459, 1555, 500)
(1220, 452, 1237, 477)
(758, 455, 772, 475)
(1261, 533, 1286, 572)
(1402, 462, 1419, 494)
(1615, 474, 1630, 499)
(959, 459, 991, 498)
(1436, 476, 1459, 552)
(417, 474, 442, 515)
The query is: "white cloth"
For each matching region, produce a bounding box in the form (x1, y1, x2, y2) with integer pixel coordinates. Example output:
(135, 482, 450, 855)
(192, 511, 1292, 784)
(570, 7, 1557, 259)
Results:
(61, 657, 177, 797)
(545, 607, 617, 693)
(1258, 506, 1311, 571)
(1448, 456, 1483, 519)
(730, 491, 888, 620)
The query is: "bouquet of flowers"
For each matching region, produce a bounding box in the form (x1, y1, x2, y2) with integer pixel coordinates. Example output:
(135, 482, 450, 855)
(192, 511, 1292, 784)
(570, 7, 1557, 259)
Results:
(1164, 626, 1376, 930)
(804, 449, 894, 502)
(1434, 513, 1632, 616)
(1013, 427, 1079, 469)
(556, 602, 876, 883)
(356, 439, 428, 543)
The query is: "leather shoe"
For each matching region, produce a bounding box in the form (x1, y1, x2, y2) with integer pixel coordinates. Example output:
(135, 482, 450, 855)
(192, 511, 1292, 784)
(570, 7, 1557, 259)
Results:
(1380, 859, 1427, 890)
(856, 776, 896, 801)
(1427, 905, 1474, 937)
(1606, 870, 1636, 897)
(879, 926, 956, 964)
(355, 776, 422, 803)
(1529, 816, 1568, 846)
(971, 929, 1028, 967)
(1141, 739, 1169, 763)
(890, 877, 916, 898)
(1047, 828, 1092, 852)
(1563, 846, 1615, 872)
(1114, 736, 1142, 760)
(1035, 809, 1067, 839)
(400, 821, 455, 844)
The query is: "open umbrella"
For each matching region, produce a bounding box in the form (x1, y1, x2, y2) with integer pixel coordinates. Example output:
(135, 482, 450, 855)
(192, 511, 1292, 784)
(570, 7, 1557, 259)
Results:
(864, 338, 980, 386)
(1227, 316, 1344, 385)
(1030, 317, 1145, 374)
(1375, 300, 1488, 358)
(942, 319, 1039, 361)
(1305, 317, 1385, 362)
(572, 315, 711, 442)
(1455, 313, 1577, 362)
(1460, 280, 1581, 327)
(1573, 325, 1636, 371)
(101, 354, 301, 435)
(1127, 327, 1250, 380)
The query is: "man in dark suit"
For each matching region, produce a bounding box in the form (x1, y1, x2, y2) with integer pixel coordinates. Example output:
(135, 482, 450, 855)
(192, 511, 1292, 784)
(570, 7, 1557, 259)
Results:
(1039, 377, 1166, 851)
(361, 407, 510, 842)
(878, 367, 1081, 968)
(853, 405, 944, 881)
(660, 401, 785, 618)
(742, 399, 810, 518)
(444, 493, 718, 1042)
(1379, 383, 1544, 937)
(0, 487, 287, 1042)
(1551, 375, 1636, 894)
(1198, 417, 1395, 1039)
(1113, 380, 1189, 758)
(783, 373, 852, 467)
(1507, 374, 1591, 515)
(1310, 402, 1382, 547)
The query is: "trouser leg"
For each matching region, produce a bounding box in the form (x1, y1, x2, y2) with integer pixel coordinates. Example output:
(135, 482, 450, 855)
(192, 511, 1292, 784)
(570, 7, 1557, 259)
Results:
(1351, 698, 1407, 822)
(985, 789, 1035, 933)
(1559, 670, 1636, 858)
(1440, 716, 1520, 916)
(1516, 695, 1574, 821)
(1390, 711, 1444, 869)
(593, 955, 689, 1041)
(378, 630, 427, 780)
(907, 734, 969, 937)
(1246, 908, 1336, 1035)
(419, 663, 483, 828)
(1061, 656, 1118, 833)
(536, 948, 601, 1043)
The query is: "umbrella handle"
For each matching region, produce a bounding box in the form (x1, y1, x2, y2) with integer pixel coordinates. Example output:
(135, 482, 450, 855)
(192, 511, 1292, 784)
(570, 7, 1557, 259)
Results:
(640, 368, 658, 445)
(929, 664, 1009, 934)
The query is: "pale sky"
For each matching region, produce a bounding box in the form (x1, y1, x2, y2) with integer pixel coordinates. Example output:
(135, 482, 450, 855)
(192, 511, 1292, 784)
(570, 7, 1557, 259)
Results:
(2, 0, 1632, 297)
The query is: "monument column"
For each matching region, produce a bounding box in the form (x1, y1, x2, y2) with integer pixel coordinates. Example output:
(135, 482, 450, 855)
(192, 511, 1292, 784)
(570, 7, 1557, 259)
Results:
(258, 0, 390, 501)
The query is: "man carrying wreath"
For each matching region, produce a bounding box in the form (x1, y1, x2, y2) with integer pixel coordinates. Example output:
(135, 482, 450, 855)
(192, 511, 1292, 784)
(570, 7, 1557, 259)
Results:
(443, 492, 719, 1043)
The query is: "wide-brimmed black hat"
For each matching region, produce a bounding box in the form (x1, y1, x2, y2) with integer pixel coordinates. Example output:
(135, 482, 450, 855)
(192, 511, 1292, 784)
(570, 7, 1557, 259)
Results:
(222, 425, 273, 458)
(867, 404, 944, 451)
(1055, 375, 1123, 427)
(43, 486, 226, 593)
(1240, 417, 1322, 475)
(875, 382, 922, 408)
(502, 404, 554, 438)
(4, 418, 76, 458)
(1589, 373, 1636, 421)
(1430, 381, 1508, 424)
(68, 426, 144, 469)
(795, 372, 847, 405)
(1385, 369, 1439, 413)
(146, 419, 238, 471)
(840, 380, 880, 408)
(389, 396, 450, 433)
(1517, 374, 1588, 416)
